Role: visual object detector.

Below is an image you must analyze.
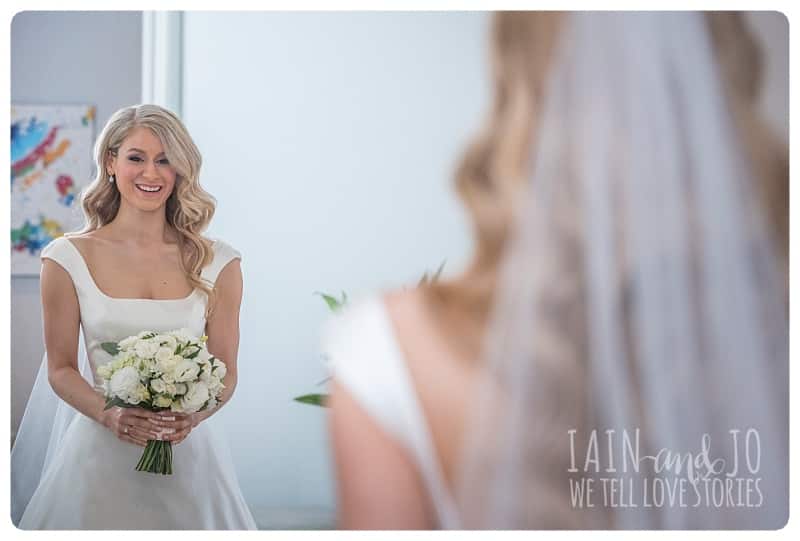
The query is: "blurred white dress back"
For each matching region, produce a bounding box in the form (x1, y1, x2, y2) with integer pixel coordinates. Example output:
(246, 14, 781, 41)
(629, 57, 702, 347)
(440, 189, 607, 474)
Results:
(324, 296, 461, 528)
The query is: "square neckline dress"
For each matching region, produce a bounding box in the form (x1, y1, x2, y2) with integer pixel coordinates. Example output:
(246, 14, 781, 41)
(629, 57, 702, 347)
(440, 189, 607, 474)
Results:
(16, 236, 257, 530)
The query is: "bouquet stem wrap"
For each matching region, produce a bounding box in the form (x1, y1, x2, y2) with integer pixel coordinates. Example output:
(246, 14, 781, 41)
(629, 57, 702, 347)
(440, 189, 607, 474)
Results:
(137, 439, 173, 475)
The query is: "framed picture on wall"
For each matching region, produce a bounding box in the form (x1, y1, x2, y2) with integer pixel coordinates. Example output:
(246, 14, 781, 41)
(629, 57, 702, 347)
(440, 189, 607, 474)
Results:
(10, 104, 95, 275)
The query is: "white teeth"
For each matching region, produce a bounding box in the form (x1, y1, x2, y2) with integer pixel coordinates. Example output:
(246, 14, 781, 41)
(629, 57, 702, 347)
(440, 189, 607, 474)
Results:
(136, 184, 162, 193)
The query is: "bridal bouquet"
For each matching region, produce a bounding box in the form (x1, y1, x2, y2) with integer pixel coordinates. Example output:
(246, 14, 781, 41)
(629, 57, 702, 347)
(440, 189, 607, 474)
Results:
(97, 329, 227, 475)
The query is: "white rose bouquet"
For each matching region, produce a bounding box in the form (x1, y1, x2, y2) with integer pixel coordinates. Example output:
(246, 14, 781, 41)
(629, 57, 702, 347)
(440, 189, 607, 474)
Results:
(97, 328, 227, 474)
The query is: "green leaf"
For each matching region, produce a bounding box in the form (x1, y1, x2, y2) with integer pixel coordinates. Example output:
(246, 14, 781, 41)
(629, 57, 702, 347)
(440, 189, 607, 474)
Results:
(104, 396, 130, 410)
(101, 342, 120, 356)
(293, 393, 329, 407)
(431, 260, 446, 283)
(314, 291, 342, 312)
(417, 260, 447, 288)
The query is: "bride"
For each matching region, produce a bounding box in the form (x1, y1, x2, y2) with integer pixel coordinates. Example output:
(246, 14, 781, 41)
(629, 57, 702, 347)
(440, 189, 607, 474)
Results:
(11, 104, 257, 529)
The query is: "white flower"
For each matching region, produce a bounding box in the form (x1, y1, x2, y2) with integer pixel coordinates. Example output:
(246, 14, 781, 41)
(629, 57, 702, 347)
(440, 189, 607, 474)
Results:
(153, 395, 173, 408)
(129, 383, 149, 405)
(212, 359, 227, 380)
(169, 328, 194, 344)
(195, 348, 212, 363)
(150, 378, 167, 394)
(154, 334, 177, 350)
(199, 359, 213, 382)
(118, 335, 139, 350)
(155, 347, 174, 363)
(179, 381, 210, 412)
(208, 378, 225, 398)
(173, 359, 200, 383)
(134, 339, 160, 359)
(109, 366, 141, 402)
(138, 355, 157, 374)
(156, 353, 181, 382)
(111, 351, 136, 371)
(96, 363, 112, 380)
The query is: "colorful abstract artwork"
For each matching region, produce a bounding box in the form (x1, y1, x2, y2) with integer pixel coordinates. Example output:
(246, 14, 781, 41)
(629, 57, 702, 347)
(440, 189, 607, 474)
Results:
(11, 105, 95, 275)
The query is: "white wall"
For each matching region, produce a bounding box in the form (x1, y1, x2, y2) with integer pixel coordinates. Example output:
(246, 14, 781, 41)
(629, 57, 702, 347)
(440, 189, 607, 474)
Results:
(182, 11, 488, 520)
(10, 11, 143, 441)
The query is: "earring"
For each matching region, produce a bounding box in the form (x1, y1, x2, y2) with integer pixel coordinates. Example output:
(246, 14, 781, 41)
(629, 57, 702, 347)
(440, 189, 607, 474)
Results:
(109, 174, 115, 183)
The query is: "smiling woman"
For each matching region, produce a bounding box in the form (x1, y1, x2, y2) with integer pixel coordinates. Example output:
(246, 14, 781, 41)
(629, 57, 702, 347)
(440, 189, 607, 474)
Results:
(11, 104, 257, 529)
(113, 129, 176, 200)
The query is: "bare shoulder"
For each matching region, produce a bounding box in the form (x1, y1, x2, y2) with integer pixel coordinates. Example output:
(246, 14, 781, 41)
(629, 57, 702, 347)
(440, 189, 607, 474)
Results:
(383, 287, 447, 367)
(64, 227, 107, 242)
(384, 281, 481, 370)
(383, 287, 423, 317)
(63, 229, 113, 256)
(383, 288, 431, 341)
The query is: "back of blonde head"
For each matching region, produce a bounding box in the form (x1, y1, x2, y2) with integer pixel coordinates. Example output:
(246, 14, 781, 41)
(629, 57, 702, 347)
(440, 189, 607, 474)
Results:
(428, 11, 787, 344)
(80, 104, 218, 310)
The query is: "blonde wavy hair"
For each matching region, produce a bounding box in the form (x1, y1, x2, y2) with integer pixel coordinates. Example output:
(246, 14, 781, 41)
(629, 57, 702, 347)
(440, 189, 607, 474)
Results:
(79, 104, 219, 313)
(427, 11, 788, 331)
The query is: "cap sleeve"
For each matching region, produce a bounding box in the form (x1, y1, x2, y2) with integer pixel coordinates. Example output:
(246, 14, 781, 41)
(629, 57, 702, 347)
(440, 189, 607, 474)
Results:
(202, 239, 242, 284)
(39, 236, 83, 283)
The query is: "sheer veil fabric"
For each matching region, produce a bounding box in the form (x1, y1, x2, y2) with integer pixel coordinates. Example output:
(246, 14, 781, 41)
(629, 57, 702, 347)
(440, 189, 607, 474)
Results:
(11, 333, 92, 525)
(456, 12, 788, 529)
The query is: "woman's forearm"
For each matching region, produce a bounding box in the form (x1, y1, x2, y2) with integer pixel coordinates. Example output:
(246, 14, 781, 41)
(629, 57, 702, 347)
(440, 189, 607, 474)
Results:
(48, 365, 108, 425)
(197, 373, 238, 422)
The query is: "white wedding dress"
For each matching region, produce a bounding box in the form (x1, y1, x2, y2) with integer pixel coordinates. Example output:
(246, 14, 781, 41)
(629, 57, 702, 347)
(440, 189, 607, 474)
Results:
(322, 295, 461, 529)
(14, 236, 257, 529)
